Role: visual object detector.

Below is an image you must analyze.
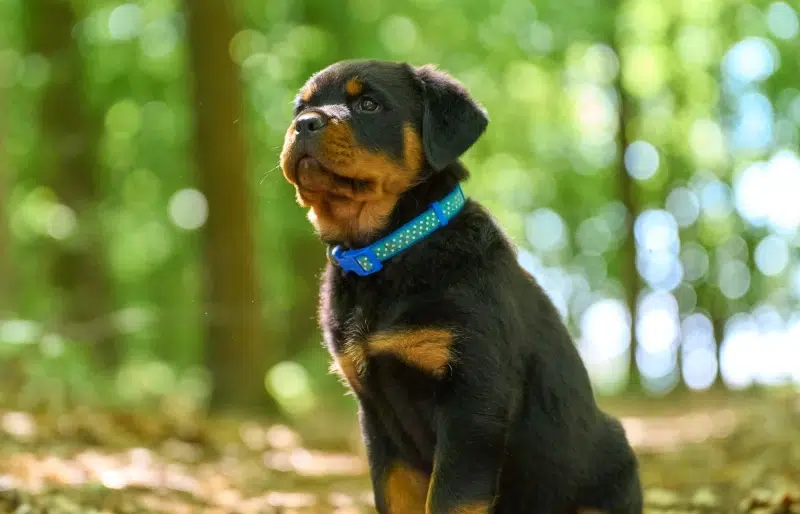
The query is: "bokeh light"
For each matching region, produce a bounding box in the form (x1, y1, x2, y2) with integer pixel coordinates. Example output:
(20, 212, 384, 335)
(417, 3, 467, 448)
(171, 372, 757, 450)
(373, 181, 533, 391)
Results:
(168, 189, 208, 231)
(3, 0, 800, 422)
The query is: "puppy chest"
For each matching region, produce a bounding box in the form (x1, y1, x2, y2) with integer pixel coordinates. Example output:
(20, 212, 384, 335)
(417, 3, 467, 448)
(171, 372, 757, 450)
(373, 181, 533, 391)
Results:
(370, 358, 440, 467)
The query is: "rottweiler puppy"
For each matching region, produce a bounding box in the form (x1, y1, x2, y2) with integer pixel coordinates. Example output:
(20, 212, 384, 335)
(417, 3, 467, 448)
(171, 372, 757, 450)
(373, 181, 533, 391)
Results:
(280, 59, 643, 514)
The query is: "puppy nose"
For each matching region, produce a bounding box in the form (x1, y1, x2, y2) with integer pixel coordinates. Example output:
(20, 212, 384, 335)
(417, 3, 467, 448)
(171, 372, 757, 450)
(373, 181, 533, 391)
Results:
(295, 112, 327, 138)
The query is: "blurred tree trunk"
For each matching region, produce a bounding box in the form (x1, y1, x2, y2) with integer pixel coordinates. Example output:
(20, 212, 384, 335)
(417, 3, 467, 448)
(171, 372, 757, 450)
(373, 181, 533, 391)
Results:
(24, 0, 119, 371)
(0, 88, 12, 312)
(709, 294, 727, 389)
(183, 0, 277, 413)
(0, 88, 22, 395)
(275, 0, 354, 362)
(611, 37, 642, 391)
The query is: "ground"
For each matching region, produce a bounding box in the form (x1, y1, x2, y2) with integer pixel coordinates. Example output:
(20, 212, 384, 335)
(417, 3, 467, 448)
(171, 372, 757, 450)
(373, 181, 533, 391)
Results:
(0, 392, 798, 513)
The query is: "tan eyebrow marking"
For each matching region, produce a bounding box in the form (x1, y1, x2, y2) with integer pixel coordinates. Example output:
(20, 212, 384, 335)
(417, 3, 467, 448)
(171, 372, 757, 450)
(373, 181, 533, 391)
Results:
(345, 77, 364, 96)
(300, 81, 317, 102)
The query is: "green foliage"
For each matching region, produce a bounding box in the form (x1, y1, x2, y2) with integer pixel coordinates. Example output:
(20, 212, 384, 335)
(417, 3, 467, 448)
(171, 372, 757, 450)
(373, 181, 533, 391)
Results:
(2, 0, 799, 415)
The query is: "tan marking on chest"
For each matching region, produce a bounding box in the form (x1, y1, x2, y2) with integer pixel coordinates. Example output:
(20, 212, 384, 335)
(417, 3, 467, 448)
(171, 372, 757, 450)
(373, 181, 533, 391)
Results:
(385, 462, 430, 513)
(367, 328, 455, 377)
(445, 502, 492, 514)
(330, 343, 367, 393)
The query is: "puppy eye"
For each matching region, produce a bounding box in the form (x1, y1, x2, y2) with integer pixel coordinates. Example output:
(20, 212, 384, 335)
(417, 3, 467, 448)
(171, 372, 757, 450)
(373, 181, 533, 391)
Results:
(356, 97, 380, 113)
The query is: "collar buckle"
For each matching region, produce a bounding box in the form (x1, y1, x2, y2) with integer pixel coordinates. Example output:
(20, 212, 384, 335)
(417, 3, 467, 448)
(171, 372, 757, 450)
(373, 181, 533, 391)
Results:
(330, 245, 383, 277)
(431, 200, 449, 226)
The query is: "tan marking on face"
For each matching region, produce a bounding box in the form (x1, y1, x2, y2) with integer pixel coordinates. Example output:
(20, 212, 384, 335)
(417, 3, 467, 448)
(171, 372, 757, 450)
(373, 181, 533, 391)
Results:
(280, 116, 426, 243)
(300, 81, 317, 102)
(280, 123, 300, 189)
(345, 77, 364, 96)
(403, 122, 424, 173)
(385, 462, 429, 513)
(368, 328, 454, 377)
(330, 342, 366, 393)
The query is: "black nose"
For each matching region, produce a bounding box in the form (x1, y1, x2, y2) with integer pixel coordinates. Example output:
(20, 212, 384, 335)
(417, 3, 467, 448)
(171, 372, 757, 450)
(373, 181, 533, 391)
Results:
(295, 112, 327, 138)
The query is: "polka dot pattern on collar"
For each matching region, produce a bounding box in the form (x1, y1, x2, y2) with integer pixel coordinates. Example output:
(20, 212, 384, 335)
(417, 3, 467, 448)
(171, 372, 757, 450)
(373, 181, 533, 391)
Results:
(330, 184, 467, 276)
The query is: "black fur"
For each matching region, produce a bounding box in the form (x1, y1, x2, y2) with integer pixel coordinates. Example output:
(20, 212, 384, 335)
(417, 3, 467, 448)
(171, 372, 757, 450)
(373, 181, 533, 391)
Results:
(287, 59, 643, 514)
(415, 65, 489, 171)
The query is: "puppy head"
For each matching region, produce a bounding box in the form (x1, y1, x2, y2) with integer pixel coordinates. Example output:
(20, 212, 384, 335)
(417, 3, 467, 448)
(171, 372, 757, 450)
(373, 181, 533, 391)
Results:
(280, 59, 487, 245)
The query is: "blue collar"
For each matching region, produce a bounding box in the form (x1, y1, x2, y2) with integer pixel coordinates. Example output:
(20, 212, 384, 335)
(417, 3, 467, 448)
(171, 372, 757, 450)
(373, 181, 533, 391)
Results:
(329, 184, 467, 276)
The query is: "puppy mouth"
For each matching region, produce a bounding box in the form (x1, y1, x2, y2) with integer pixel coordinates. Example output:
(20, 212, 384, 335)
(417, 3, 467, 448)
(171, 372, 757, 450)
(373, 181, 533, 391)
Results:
(295, 155, 371, 198)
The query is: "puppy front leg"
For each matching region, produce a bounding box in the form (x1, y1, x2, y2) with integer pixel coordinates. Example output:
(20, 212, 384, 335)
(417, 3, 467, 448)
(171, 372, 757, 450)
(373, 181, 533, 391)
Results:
(425, 372, 512, 514)
(360, 403, 430, 513)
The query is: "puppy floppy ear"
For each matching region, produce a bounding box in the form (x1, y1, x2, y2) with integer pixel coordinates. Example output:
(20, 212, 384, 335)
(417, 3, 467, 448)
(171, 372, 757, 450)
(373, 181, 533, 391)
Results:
(415, 65, 489, 171)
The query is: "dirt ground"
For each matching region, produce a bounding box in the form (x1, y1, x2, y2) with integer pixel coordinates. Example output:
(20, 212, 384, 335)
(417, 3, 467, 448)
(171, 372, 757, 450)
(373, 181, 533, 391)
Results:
(0, 392, 798, 513)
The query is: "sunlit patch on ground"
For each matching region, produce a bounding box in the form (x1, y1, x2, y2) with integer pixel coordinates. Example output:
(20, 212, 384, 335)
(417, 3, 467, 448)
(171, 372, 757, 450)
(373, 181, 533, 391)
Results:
(620, 407, 739, 453)
(0, 407, 374, 513)
(0, 394, 798, 513)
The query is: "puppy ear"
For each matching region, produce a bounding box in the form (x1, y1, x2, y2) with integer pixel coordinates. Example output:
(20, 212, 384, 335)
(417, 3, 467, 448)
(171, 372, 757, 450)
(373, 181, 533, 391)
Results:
(415, 65, 489, 171)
